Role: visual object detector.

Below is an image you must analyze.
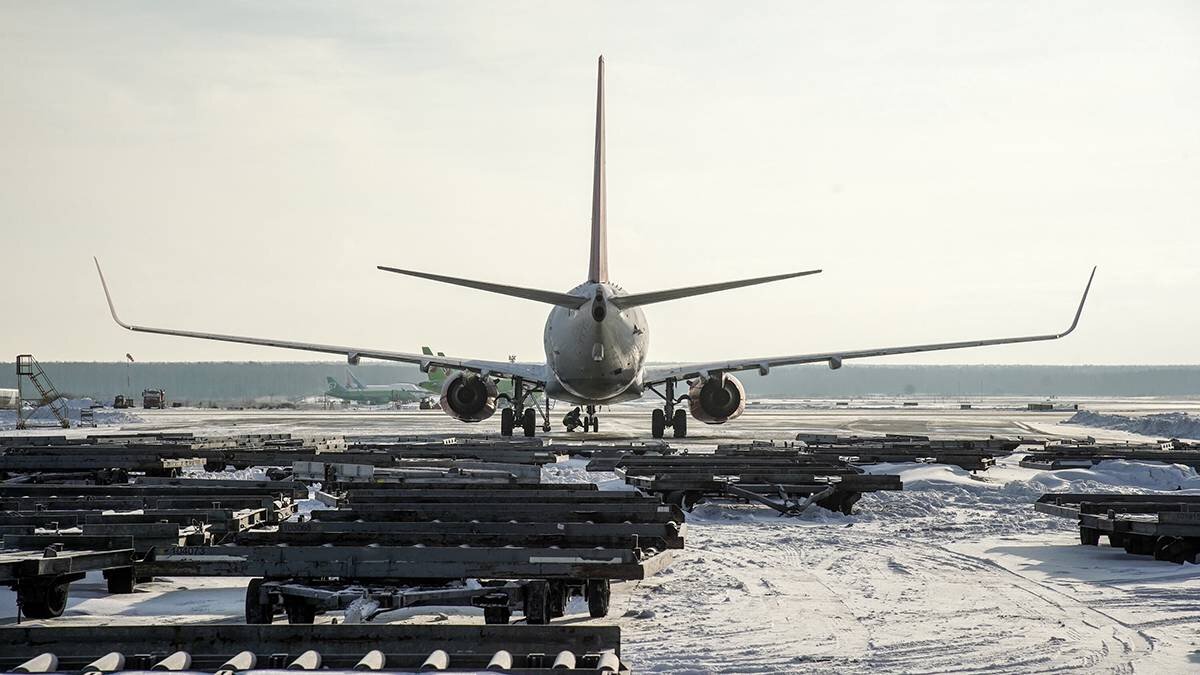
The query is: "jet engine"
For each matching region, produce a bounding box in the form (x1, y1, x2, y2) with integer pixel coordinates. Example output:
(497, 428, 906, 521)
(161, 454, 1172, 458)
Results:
(688, 374, 746, 424)
(439, 372, 498, 422)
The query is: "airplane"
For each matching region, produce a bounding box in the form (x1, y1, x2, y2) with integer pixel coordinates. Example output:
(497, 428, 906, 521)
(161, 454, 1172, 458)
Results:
(94, 56, 1096, 439)
(324, 370, 430, 405)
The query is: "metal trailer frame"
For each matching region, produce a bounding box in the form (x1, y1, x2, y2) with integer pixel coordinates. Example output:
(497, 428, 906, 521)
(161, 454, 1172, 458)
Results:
(1035, 493, 1200, 563)
(0, 455, 204, 477)
(138, 544, 673, 581)
(0, 495, 296, 523)
(343, 443, 565, 465)
(0, 506, 269, 535)
(0, 483, 306, 499)
(234, 520, 686, 550)
(308, 502, 683, 524)
(606, 457, 902, 514)
(250, 576, 616, 626)
(1, 624, 628, 673)
(1021, 441, 1200, 470)
(0, 534, 136, 618)
(139, 543, 670, 625)
(291, 460, 543, 486)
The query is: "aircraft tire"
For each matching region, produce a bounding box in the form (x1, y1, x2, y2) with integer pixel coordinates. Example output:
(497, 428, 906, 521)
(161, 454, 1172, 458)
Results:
(522, 408, 537, 437)
(651, 409, 665, 438)
(672, 409, 687, 438)
(500, 408, 515, 437)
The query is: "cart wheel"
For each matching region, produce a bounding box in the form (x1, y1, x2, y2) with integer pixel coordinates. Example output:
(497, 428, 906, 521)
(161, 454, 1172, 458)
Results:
(500, 408, 515, 437)
(1079, 527, 1101, 546)
(104, 566, 136, 594)
(284, 597, 316, 624)
(18, 578, 70, 619)
(839, 493, 862, 515)
(586, 579, 610, 618)
(523, 580, 551, 625)
(245, 579, 274, 624)
(680, 491, 703, 512)
(484, 606, 511, 624)
(1153, 537, 1186, 563)
(548, 581, 567, 618)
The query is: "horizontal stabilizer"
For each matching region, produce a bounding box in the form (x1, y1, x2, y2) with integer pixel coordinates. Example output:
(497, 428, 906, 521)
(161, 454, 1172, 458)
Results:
(377, 266, 588, 309)
(610, 269, 822, 310)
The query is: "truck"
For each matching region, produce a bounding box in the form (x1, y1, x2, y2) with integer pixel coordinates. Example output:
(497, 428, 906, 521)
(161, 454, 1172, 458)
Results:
(113, 394, 134, 409)
(142, 388, 166, 409)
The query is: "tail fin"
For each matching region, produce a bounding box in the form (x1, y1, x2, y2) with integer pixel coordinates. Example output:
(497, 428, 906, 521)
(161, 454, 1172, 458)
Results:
(588, 55, 607, 283)
(325, 376, 341, 392)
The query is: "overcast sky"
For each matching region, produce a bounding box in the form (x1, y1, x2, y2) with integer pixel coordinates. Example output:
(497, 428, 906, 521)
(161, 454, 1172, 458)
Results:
(3, 1, 1198, 365)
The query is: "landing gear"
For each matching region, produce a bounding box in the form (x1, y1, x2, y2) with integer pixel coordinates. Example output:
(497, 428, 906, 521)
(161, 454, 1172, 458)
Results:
(650, 379, 688, 438)
(584, 405, 599, 433)
(500, 408, 515, 437)
(500, 377, 549, 437)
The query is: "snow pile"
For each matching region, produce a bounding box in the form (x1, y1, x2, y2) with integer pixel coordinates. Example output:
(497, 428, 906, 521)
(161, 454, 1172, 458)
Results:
(1065, 410, 1200, 440)
(0, 398, 143, 430)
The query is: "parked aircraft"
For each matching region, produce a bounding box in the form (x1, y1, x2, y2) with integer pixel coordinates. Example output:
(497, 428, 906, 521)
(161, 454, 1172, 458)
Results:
(323, 372, 429, 405)
(95, 57, 1095, 438)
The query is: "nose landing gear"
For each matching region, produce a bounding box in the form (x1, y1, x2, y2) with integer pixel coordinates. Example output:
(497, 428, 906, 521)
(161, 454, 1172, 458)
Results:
(649, 379, 688, 439)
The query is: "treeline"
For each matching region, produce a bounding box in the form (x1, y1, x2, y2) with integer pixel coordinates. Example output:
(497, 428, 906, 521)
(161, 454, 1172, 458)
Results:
(1, 362, 1198, 402)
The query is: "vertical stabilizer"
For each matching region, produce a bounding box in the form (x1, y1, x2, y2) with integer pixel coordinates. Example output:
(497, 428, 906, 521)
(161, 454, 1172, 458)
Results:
(588, 55, 608, 283)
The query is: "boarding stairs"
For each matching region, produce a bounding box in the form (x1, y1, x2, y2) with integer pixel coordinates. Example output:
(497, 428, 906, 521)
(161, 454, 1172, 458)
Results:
(15, 354, 70, 429)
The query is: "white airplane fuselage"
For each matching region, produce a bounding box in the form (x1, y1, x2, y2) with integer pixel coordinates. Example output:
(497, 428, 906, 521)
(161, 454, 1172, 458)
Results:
(543, 281, 648, 405)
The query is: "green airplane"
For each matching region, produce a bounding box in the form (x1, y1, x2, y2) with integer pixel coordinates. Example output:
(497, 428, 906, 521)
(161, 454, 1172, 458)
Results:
(323, 347, 448, 404)
(323, 375, 430, 404)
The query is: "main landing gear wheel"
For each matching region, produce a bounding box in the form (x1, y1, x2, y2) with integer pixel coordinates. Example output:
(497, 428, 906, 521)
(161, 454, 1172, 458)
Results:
(591, 416, 599, 432)
(651, 409, 665, 439)
(522, 408, 537, 437)
(500, 408, 515, 437)
(672, 409, 687, 438)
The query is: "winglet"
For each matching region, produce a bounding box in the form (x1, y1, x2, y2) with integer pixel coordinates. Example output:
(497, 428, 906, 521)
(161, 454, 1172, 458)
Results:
(94, 257, 133, 329)
(1059, 265, 1097, 337)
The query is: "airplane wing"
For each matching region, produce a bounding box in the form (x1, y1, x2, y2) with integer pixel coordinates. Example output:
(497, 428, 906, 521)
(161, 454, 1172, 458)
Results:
(94, 259, 547, 384)
(642, 267, 1096, 385)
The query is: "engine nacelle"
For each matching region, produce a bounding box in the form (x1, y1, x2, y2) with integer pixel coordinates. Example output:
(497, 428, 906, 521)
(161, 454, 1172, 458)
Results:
(688, 374, 747, 425)
(439, 372, 498, 422)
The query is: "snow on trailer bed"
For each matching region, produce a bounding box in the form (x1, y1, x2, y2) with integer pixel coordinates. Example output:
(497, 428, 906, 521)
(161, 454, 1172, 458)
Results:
(3, 402, 1200, 673)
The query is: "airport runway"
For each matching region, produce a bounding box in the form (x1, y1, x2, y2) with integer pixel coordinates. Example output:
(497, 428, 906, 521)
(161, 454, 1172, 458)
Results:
(5, 400, 1199, 673)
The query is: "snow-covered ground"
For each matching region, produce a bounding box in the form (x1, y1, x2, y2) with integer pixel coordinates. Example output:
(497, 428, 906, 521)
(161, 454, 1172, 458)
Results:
(4, 400, 1200, 673)
(0, 398, 142, 431)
